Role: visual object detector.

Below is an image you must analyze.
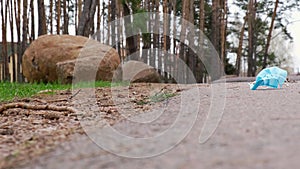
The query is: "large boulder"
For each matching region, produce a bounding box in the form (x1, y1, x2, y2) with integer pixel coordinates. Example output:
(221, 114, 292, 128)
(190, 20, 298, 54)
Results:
(22, 35, 120, 83)
(120, 61, 161, 83)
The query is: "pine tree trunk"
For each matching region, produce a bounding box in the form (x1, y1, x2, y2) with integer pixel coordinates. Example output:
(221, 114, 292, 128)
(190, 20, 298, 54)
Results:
(187, 0, 195, 82)
(56, 0, 61, 34)
(107, 1, 111, 44)
(211, 0, 221, 56)
(9, 0, 16, 82)
(179, 0, 190, 83)
(63, 0, 69, 34)
(235, 14, 247, 76)
(263, 0, 279, 68)
(96, 0, 101, 34)
(247, 0, 256, 76)
(14, 0, 23, 82)
(196, 0, 205, 83)
(22, 0, 28, 55)
(77, 0, 97, 37)
(123, 1, 137, 58)
(110, 0, 116, 47)
(30, 0, 35, 41)
(220, 0, 228, 66)
(1, 1, 8, 81)
(152, 0, 159, 67)
(38, 0, 47, 36)
(50, 0, 53, 34)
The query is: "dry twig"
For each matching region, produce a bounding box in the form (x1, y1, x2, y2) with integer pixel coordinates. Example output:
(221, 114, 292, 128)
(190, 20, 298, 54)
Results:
(0, 102, 77, 114)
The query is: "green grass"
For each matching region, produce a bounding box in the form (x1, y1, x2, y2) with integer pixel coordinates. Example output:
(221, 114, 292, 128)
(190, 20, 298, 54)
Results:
(149, 92, 177, 103)
(136, 92, 177, 105)
(0, 81, 116, 102)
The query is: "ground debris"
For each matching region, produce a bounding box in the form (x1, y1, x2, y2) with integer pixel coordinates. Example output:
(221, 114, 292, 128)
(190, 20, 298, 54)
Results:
(0, 83, 183, 169)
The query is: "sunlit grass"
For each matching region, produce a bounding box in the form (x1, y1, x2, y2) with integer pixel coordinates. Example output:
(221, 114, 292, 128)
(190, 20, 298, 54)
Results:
(0, 80, 121, 102)
(0, 81, 70, 102)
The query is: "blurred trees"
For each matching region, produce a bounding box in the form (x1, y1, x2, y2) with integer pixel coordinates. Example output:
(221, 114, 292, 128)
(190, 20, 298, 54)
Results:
(0, 0, 299, 82)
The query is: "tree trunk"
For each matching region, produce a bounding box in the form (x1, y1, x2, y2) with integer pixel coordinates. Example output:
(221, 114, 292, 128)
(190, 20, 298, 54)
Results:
(110, 0, 116, 47)
(38, 0, 47, 36)
(22, 0, 28, 55)
(151, 0, 159, 67)
(186, 0, 194, 80)
(179, 0, 190, 83)
(116, 0, 122, 61)
(14, 0, 23, 82)
(247, 0, 256, 76)
(1, 0, 9, 81)
(211, 0, 221, 56)
(262, 0, 279, 68)
(220, 0, 228, 66)
(9, 0, 16, 82)
(63, 0, 69, 34)
(96, 0, 101, 33)
(163, 0, 168, 51)
(77, 0, 97, 37)
(196, 0, 205, 83)
(50, 0, 53, 34)
(78, 0, 82, 23)
(163, 0, 170, 79)
(123, 1, 138, 58)
(235, 14, 247, 76)
(107, 1, 111, 44)
(30, 0, 35, 42)
(56, 0, 61, 34)
(140, 0, 150, 64)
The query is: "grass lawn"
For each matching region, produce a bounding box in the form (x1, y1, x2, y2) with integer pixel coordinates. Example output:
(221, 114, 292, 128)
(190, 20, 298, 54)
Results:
(0, 81, 114, 102)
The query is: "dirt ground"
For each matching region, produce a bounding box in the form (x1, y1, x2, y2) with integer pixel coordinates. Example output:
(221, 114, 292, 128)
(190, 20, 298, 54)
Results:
(0, 83, 188, 169)
(1, 77, 300, 169)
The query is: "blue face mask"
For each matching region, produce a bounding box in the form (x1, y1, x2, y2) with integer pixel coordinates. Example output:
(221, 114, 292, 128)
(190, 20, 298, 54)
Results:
(250, 67, 288, 90)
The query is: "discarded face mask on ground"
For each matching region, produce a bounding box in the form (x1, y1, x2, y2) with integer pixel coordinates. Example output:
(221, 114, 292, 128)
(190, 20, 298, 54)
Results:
(249, 66, 288, 90)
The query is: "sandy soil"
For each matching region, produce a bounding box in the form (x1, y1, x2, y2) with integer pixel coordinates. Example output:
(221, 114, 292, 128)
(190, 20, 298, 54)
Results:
(0, 83, 187, 169)
(1, 78, 300, 169)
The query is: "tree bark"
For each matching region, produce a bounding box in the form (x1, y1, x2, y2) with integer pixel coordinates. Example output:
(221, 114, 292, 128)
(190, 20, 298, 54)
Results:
(50, 0, 53, 34)
(8, 0, 16, 82)
(63, 0, 69, 34)
(30, 0, 35, 41)
(247, 0, 256, 76)
(14, 0, 23, 82)
(37, 0, 47, 36)
(78, 0, 82, 23)
(110, 0, 116, 47)
(187, 0, 195, 83)
(96, 0, 101, 33)
(22, 0, 28, 52)
(235, 14, 247, 76)
(211, 0, 221, 56)
(196, 0, 205, 83)
(151, 0, 159, 66)
(179, 0, 190, 83)
(1, 0, 9, 81)
(77, 0, 97, 37)
(220, 0, 228, 66)
(122, 1, 138, 58)
(56, 0, 61, 34)
(262, 0, 279, 68)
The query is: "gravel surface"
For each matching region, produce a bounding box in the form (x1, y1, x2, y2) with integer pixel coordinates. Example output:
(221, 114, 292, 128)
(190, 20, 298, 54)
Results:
(12, 81, 300, 169)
